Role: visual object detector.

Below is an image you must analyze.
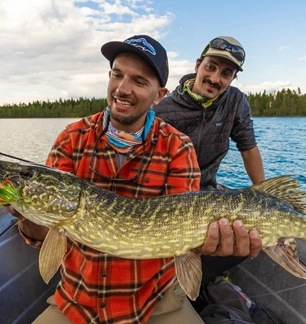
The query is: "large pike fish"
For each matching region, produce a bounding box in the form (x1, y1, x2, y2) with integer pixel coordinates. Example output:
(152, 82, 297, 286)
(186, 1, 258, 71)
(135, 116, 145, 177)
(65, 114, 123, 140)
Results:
(0, 159, 306, 300)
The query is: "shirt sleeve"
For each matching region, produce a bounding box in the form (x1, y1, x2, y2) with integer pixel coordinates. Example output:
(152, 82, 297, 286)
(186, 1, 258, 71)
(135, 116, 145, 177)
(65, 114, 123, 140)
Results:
(231, 94, 257, 151)
(45, 128, 74, 171)
(162, 133, 201, 195)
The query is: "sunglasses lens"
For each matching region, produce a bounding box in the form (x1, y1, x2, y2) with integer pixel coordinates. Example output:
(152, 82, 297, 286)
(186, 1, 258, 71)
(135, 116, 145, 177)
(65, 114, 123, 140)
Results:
(210, 38, 245, 64)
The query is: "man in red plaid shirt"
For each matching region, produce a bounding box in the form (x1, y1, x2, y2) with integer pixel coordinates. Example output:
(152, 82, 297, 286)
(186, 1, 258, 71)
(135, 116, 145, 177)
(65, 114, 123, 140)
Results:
(9, 34, 261, 323)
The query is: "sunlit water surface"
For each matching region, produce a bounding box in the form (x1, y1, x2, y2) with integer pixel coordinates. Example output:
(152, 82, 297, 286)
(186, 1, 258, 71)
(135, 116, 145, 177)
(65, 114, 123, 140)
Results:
(0, 117, 305, 190)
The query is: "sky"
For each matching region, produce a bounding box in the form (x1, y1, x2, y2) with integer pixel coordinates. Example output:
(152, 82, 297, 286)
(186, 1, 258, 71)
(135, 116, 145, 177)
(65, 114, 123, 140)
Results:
(1, 0, 306, 105)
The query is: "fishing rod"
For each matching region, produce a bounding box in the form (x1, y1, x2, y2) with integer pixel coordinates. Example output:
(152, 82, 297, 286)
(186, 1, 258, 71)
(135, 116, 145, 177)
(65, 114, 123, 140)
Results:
(0, 152, 72, 174)
(0, 152, 47, 168)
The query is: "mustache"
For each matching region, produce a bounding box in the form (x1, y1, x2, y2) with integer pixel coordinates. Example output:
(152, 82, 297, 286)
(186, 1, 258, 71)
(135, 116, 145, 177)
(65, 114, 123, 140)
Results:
(204, 77, 221, 90)
(113, 93, 130, 99)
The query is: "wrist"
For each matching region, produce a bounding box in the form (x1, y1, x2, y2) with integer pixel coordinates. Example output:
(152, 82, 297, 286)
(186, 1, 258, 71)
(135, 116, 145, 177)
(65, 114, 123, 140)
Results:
(17, 220, 45, 248)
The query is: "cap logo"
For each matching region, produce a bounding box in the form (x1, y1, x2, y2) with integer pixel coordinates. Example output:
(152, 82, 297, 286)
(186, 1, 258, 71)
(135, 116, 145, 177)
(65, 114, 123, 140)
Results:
(124, 37, 156, 55)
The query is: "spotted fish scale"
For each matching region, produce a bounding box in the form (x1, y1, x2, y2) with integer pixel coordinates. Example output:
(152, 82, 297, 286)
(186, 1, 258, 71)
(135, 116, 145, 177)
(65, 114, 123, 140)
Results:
(0, 159, 306, 300)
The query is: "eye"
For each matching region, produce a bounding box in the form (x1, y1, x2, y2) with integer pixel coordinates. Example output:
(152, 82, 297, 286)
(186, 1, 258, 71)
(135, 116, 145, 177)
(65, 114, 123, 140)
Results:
(20, 166, 34, 178)
(205, 63, 214, 71)
(111, 71, 122, 78)
(135, 79, 146, 86)
(222, 70, 234, 79)
(223, 72, 230, 78)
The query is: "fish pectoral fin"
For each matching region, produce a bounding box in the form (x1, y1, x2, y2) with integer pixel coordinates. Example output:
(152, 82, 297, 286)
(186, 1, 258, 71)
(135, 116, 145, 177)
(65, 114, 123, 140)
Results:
(174, 250, 202, 301)
(39, 227, 67, 284)
(263, 238, 306, 279)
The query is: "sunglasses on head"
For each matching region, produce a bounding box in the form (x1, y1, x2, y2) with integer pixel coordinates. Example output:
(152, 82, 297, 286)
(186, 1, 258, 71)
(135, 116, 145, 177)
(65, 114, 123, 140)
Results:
(206, 38, 245, 65)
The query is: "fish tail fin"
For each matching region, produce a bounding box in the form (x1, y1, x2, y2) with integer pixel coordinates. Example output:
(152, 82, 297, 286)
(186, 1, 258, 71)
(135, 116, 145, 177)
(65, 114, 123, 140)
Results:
(251, 176, 306, 214)
(264, 237, 306, 279)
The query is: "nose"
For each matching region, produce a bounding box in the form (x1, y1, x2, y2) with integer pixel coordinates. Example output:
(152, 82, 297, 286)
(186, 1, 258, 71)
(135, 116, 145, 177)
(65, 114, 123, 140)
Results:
(209, 70, 221, 84)
(116, 77, 132, 95)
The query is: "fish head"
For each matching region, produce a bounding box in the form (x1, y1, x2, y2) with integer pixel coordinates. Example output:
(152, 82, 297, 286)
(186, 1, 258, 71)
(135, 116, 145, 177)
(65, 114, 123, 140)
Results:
(0, 160, 81, 226)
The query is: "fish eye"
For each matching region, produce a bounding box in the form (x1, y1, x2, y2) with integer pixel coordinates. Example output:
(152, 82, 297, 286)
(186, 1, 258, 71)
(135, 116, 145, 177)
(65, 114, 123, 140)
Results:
(20, 166, 34, 178)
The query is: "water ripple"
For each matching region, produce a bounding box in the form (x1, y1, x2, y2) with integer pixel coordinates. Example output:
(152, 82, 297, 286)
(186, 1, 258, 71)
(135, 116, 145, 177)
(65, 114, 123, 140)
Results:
(0, 117, 305, 190)
(218, 117, 306, 190)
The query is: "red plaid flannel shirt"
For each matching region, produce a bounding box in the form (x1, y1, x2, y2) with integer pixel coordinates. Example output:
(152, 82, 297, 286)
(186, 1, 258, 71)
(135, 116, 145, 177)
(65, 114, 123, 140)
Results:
(44, 111, 200, 323)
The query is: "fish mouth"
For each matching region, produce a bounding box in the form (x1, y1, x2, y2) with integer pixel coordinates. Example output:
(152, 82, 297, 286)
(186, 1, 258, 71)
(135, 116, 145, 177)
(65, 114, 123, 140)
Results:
(0, 161, 40, 195)
(0, 161, 25, 205)
(0, 179, 20, 205)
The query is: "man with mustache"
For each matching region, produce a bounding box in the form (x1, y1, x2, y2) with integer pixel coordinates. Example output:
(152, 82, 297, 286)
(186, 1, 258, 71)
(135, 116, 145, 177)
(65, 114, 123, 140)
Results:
(155, 36, 264, 191)
(154, 36, 265, 309)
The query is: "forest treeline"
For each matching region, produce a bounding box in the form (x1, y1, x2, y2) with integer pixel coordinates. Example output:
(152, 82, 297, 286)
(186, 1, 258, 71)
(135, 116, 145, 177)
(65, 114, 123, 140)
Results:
(247, 87, 306, 116)
(0, 88, 305, 118)
(0, 97, 108, 118)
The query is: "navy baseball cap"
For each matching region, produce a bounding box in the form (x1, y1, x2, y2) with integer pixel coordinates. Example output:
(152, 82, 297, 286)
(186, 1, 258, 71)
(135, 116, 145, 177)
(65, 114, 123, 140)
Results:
(101, 35, 169, 87)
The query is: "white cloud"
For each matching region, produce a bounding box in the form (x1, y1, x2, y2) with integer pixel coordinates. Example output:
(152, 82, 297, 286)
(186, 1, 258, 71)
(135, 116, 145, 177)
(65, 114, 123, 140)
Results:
(0, 0, 172, 105)
(1, 0, 305, 105)
(167, 51, 178, 58)
(97, 0, 139, 16)
(278, 45, 288, 51)
(166, 59, 194, 92)
(234, 80, 306, 95)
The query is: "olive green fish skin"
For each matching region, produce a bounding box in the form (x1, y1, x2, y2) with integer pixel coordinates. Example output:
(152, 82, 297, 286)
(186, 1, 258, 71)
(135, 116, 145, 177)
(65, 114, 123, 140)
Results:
(1, 160, 306, 259)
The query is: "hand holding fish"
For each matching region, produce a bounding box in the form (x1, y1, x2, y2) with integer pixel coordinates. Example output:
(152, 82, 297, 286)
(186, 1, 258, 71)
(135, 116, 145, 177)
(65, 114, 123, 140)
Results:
(197, 218, 262, 258)
(5, 205, 49, 244)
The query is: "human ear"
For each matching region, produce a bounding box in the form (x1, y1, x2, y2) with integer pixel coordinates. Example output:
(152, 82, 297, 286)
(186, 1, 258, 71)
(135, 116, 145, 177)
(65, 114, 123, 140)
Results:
(152, 88, 168, 105)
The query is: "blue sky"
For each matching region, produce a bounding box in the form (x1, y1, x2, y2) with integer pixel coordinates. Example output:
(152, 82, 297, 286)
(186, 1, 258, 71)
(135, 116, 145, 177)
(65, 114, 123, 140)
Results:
(1, 0, 305, 105)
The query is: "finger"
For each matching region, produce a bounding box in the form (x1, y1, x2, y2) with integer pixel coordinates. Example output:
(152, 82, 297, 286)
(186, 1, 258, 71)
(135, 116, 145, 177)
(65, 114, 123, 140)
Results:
(198, 222, 220, 255)
(216, 218, 234, 256)
(232, 220, 250, 256)
(248, 229, 262, 258)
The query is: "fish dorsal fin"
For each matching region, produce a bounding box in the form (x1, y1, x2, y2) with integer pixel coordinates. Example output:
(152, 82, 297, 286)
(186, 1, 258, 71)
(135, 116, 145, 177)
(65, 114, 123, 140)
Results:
(39, 227, 67, 284)
(174, 251, 202, 301)
(251, 176, 306, 213)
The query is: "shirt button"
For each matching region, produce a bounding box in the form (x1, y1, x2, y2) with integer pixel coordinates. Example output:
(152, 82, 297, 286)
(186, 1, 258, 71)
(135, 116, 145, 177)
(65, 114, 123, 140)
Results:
(100, 302, 106, 308)
(101, 272, 107, 277)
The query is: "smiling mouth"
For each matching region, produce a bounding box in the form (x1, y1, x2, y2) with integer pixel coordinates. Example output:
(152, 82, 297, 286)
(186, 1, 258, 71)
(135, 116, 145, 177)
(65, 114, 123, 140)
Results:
(206, 83, 220, 92)
(204, 79, 220, 91)
(115, 98, 133, 108)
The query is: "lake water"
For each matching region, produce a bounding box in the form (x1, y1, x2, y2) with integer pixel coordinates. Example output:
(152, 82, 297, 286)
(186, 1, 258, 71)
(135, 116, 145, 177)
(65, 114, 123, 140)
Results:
(0, 117, 305, 190)
(219, 117, 306, 189)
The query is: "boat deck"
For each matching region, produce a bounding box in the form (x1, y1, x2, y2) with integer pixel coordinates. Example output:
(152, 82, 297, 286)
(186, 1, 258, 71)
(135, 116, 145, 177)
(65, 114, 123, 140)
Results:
(229, 240, 306, 324)
(0, 208, 60, 324)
